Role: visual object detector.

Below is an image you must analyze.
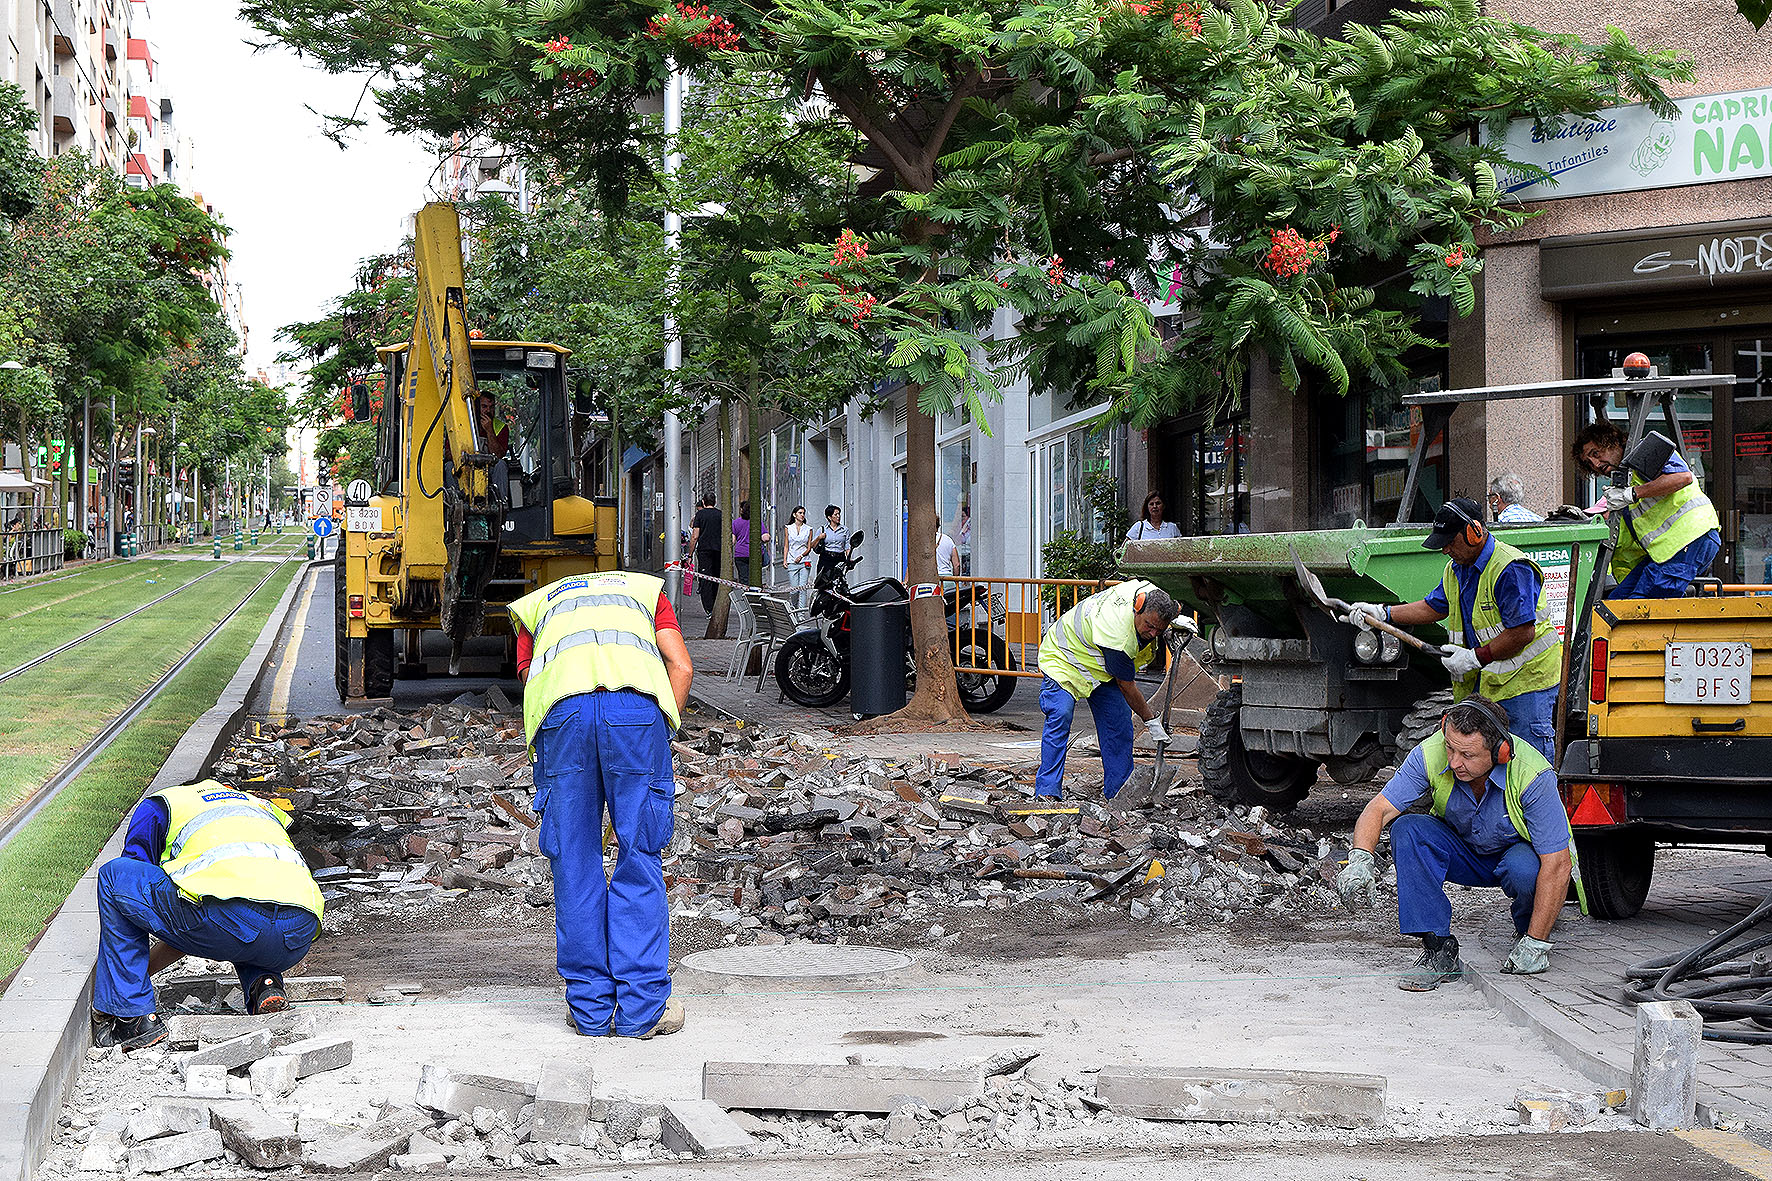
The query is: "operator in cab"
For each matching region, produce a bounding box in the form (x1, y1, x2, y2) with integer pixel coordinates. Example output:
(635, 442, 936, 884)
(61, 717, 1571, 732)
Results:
(1349, 497, 1561, 763)
(92, 781, 324, 1050)
(1336, 696, 1578, 991)
(508, 570, 694, 1039)
(1034, 582, 1181, 800)
(1571, 422, 1721, 599)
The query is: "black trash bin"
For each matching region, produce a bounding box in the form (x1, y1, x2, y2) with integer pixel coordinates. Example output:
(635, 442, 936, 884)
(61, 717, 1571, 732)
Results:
(850, 579, 909, 718)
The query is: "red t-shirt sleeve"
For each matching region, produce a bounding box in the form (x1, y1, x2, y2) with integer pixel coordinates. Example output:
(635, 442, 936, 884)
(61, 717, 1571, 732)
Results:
(655, 591, 681, 634)
(515, 624, 533, 677)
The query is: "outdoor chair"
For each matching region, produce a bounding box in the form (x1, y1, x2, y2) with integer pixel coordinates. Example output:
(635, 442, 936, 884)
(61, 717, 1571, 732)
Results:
(749, 591, 803, 690)
(723, 589, 761, 679)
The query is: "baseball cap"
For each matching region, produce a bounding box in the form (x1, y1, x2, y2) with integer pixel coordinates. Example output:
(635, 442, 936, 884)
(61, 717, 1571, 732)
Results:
(1422, 497, 1483, 550)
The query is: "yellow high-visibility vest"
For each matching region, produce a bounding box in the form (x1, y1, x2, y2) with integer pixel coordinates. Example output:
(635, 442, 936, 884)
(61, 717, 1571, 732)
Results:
(1037, 580, 1157, 700)
(151, 782, 323, 919)
(1440, 539, 1561, 703)
(507, 571, 679, 753)
(1623, 468, 1719, 563)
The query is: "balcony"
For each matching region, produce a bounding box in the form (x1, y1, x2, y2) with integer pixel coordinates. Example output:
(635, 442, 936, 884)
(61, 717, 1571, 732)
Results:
(103, 23, 121, 60)
(102, 89, 120, 127)
(52, 74, 76, 136)
(52, 0, 76, 56)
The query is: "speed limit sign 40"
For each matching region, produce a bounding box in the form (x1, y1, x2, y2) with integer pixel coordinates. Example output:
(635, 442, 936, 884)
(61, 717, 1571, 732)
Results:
(345, 478, 372, 504)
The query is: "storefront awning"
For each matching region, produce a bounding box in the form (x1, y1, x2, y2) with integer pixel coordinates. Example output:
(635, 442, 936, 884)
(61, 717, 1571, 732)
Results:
(0, 471, 33, 492)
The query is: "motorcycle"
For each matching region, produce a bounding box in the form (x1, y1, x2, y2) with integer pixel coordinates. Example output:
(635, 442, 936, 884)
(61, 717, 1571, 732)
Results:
(773, 530, 1018, 713)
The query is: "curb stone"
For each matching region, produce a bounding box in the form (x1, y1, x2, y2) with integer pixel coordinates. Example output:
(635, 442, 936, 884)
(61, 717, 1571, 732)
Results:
(0, 561, 310, 1181)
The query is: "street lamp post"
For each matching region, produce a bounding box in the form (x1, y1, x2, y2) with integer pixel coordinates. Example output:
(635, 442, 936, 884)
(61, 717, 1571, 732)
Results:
(662, 65, 685, 607)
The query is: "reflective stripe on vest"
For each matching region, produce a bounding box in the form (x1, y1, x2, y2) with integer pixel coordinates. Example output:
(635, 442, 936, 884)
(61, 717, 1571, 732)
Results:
(1037, 581, 1153, 700)
(508, 571, 680, 753)
(1625, 469, 1720, 563)
(151, 782, 324, 920)
(1419, 731, 1587, 915)
(1439, 540, 1561, 703)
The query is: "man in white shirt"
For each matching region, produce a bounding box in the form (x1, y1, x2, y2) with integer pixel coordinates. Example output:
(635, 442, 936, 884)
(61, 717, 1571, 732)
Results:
(934, 513, 957, 577)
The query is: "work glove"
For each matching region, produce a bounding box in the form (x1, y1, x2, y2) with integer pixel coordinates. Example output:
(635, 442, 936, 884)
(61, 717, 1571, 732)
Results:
(1336, 848, 1379, 909)
(1594, 484, 1636, 514)
(1500, 935, 1553, 975)
(1143, 717, 1171, 748)
(1441, 645, 1482, 679)
(1346, 602, 1387, 631)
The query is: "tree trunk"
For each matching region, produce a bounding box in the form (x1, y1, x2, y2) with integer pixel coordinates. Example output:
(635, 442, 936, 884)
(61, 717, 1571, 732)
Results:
(705, 393, 733, 638)
(895, 389, 969, 723)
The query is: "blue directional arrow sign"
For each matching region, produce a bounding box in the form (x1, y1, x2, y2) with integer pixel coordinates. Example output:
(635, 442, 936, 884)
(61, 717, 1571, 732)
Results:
(312, 517, 335, 538)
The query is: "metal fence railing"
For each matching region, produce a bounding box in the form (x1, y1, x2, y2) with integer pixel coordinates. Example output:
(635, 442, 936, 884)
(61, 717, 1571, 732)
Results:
(0, 528, 67, 582)
(941, 575, 1121, 678)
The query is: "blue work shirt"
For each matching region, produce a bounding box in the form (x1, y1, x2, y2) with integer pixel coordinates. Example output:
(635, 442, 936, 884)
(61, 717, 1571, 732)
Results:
(1423, 534, 1542, 649)
(1381, 744, 1569, 856)
(122, 797, 170, 863)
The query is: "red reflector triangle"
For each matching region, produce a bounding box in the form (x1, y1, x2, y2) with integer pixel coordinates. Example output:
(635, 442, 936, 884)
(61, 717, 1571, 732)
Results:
(1570, 787, 1614, 827)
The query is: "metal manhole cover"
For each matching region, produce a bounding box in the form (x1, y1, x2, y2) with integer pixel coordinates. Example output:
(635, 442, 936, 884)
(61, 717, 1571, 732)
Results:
(679, 944, 913, 978)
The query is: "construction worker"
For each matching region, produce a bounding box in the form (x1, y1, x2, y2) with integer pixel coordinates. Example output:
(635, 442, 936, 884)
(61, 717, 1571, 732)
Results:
(1035, 581, 1180, 799)
(1336, 696, 1575, 991)
(508, 570, 694, 1039)
(1571, 422, 1721, 599)
(1349, 497, 1561, 763)
(92, 781, 324, 1050)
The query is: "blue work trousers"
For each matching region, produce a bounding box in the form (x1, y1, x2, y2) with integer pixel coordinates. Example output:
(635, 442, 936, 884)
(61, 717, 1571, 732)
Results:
(1392, 813, 1542, 939)
(534, 689, 675, 1036)
(1498, 685, 1557, 765)
(95, 857, 317, 1018)
(1035, 677, 1134, 799)
(1608, 529, 1722, 599)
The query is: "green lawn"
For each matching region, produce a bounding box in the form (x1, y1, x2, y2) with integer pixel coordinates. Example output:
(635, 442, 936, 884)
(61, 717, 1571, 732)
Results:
(0, 561, 225, 668)
(0, 562, 299, 985)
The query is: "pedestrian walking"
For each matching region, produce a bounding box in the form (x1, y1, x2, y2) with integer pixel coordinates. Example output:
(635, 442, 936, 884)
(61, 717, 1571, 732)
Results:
(91, 780, 325, 1050)
(1336, 696, 1576, 991)
(1126, 491, 1182, 540)
(1035, 581, 1180, 800)
(508, 570, 694, 1038)
(689, 494, 722, 612)
(732, 499, 760, 585)
(812, 504, 850, 577)
(782, 505, 813, 609)
(934, 512, 958, 577)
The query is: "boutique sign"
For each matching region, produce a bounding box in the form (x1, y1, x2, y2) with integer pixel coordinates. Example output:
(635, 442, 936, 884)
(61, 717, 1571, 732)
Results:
(1489, 87, 1772, 202)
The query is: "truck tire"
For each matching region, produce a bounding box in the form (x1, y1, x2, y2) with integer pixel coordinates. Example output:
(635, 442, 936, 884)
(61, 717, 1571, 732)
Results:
(1575, 830, 1655, 920)
(1392, 689, 1455, 765)
(363, 626, 396, 699)
(333, 543, 350, 703)
(1199, 684, 1317, 811)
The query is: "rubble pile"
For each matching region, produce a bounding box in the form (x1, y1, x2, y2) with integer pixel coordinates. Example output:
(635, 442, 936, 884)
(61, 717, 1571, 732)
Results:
(213, 700, 1350, 938)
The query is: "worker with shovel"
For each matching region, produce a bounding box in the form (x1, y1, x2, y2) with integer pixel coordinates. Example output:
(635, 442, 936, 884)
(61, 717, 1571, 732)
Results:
(1336, 695, 1577, 991)
(1348, 497, 1562, 763)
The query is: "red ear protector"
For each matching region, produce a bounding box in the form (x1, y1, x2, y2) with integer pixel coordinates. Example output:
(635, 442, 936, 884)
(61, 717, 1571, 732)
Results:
(1441, 698, 1513, 765)
(1441, 498, 1486, 549)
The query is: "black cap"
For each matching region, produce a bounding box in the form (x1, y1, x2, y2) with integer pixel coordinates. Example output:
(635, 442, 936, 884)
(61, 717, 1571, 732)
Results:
(1422, 497, 1483, 550)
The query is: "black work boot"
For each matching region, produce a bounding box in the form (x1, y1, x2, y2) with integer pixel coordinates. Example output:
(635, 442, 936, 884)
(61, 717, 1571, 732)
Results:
(1397, 934, 1462, 992)
(91, 1011, 168, 1050)
(247, 973, 288, 1015)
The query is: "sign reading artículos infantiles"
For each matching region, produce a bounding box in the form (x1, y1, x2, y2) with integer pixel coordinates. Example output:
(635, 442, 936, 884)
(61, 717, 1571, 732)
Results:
(1488, 87, 1772, 202)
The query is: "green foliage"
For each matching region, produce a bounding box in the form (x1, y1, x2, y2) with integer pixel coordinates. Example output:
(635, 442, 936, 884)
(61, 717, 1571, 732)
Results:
(0, 83, 42, 223)
(1038, 473, 1123, 610)
(276, 251, 415, 426)
(1740, 0, 1771, 26)
(315, 420, 376, 485)
(61, 528, 85, 558)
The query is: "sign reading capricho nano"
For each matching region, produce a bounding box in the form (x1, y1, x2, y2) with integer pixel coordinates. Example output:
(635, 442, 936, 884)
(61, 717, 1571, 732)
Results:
(1489, 87, 1772, 202)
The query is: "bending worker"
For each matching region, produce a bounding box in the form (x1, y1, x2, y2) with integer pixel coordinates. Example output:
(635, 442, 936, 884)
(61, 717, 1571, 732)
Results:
(1035, 581, 1181, 799)
(93, 781, 324, 1050)
(1571, 422, 1721, 599)
(509, 569, 694, 1039)
(1336, 696, 1576, 991)
(1349, 497, 1561, 763)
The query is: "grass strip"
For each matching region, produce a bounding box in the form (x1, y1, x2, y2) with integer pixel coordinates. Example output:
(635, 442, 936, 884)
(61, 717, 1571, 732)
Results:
(0, 559, 188, 624)
(0, 563, 298, 984)
(0, 562, 218, 665)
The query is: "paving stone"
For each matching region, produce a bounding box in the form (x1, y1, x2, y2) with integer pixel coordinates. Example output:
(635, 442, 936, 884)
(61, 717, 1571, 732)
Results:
(78, 1128, 126, 1173)
(167, 1011, 312, 1050)
(1095, 1065, 1387, 1128)
(531, 1061, 593, 1145)
(184, 1027, 274, 1072)
(126, 1129, 225, 1173)
(279, 1035, 354, 1078)
(303, 1108, 434, 1173)
(184, 1064, 228, 1097)
(660, 1100, 756, 1159)
(414, 1064, 536, 1122)
(209, 1100, 302, 1168)
(1515, 1089, 1606, 1130)
(249, 1055, 302, 1098)
(126, 1099, 211, 1144)
(702, 1062, 977, 1114)
(1631, 1000, 1702, 1131)
(285, 975, 347, 1002)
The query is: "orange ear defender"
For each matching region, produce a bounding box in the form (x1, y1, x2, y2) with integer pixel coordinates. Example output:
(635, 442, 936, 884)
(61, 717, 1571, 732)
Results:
(1441, 697, 1513, 765)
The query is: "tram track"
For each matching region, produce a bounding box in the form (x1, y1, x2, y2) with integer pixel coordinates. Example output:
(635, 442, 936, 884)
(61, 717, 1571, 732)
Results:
(0, 563, 229, 687)
(0, 558, 298, 853)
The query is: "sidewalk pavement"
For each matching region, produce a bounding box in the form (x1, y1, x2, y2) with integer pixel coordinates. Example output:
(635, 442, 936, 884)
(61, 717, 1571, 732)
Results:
(1465, 847, 1772, 1126)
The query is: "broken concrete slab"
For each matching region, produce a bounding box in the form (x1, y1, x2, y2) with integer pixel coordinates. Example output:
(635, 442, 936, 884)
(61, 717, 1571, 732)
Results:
(1094, 1066, 1386, 1129)
(209, 1101, 301, 1168)
(125, 1099, 210, 1144)
(249, 1055, 301, 1098)
(1631, 1000, 1701, 1131)
(702, 1062, 977, 1114)
(184, 1064, 228, 1097)
(184, 1027, 274, 1072)
(660, 1100, 755, 1159)
(279, 1035, 354, 1078)
(125, 1129, 225, 1174)
(284, 975, 347, 1002)
(302, 1108, 434, 1174)
(530, 1061, 592, 1146)
(1516, 1089, 1606, 1131)
(414, 1064, 536, 1122)
(166, 1011, 313, 1050)
(981, 1049, 1040, 1078)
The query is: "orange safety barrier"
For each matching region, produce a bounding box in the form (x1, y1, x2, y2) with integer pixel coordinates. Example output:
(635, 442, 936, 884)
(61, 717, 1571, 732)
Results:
(939, 575, 1121, 678)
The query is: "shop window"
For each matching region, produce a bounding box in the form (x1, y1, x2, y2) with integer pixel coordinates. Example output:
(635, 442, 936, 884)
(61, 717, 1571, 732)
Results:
(1031, 420, 1120, 568)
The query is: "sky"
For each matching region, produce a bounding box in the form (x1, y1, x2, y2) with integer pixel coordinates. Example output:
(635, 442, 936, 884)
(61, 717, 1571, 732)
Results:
(146, 3, 443, 378)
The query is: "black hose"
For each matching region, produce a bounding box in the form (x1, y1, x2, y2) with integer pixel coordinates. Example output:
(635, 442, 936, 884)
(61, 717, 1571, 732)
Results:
(1624, 893, 1772, 1043)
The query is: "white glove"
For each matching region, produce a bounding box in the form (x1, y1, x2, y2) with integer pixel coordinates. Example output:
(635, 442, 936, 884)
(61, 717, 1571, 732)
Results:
(1441, 644, 1482, 678)
(1336, 848, 1379, 909)
(1596, 484, 1636, 513)
(1347, 602, 1387, 630)
(1143, 716, 1171, 747)
(1501, 935, 1552, 975)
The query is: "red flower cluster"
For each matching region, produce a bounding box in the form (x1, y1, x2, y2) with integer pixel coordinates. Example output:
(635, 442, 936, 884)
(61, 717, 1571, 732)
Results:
(1046, 255, 1066, 287)
(1122, 0, 1204, 34)
(1261, 226, 1338, 278)
(831, 228, 868, 267)
(838, 292, 878, 326)
(647, 2, 739, 50)
(1444, 244, 1467, 268)
(545, 35, 571, 53)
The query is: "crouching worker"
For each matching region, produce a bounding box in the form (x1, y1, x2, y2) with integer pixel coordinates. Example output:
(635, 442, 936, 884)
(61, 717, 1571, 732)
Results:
(93, 781, 323, 1049)
(1336, 696, 1578, 992)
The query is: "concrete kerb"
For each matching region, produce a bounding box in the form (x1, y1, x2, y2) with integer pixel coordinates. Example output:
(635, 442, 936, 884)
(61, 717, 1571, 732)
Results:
(0, 560, 311, 1181)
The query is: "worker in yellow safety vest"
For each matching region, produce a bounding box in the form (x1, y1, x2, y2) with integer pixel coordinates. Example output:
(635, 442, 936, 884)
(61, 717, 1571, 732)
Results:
(1336, 696, 1578, 991)
(1034, 580, 1182, 799)
(1572, 421, 1722, 599)
(92, 781, 324, 1050)
(508, 570, 694, 1039)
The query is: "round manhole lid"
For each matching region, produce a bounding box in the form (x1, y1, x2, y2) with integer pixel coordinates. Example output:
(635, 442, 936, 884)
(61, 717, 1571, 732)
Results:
(679, 944, 913, 978)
